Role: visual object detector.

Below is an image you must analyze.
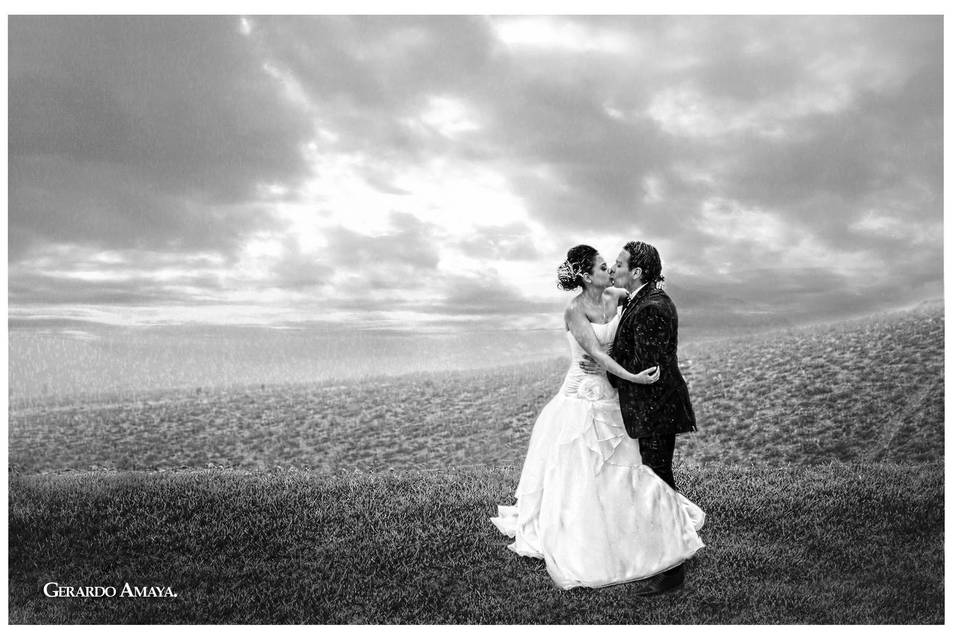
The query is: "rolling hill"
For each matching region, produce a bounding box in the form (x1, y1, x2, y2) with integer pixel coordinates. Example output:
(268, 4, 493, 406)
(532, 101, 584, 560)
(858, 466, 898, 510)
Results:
(9, 303, 945, 473)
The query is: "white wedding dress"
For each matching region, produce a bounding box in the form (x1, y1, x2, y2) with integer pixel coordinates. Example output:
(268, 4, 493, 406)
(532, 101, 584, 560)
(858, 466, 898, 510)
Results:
(491, 308, 705, 589)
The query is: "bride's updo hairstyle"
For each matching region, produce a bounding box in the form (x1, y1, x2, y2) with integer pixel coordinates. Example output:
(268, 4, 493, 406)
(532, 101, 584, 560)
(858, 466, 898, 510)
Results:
(557, 245, 599, 291)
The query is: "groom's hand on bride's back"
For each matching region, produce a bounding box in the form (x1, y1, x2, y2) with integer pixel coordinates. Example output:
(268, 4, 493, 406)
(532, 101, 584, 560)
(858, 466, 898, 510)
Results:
(579, 355, 604, 375)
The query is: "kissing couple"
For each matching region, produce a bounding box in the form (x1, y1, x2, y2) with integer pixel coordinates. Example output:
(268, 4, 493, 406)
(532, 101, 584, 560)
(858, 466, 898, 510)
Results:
(492, 241, 704, 594)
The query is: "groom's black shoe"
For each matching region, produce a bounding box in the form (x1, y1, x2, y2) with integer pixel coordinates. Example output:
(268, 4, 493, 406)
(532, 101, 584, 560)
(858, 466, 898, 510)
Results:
(634, 564, 684, 597)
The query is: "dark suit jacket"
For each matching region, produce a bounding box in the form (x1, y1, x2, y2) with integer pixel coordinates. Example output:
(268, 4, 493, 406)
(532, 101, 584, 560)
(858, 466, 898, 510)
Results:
(607, 282, 697, 439)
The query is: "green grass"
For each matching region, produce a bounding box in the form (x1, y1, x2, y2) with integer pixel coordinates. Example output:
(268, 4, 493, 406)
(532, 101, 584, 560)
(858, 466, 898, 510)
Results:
(8, 304, 944, 473)
(9, 463, 942, 624)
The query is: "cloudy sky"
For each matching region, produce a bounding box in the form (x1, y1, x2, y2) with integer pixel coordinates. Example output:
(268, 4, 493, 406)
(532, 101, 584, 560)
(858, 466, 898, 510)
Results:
(8, 15, 943, 337)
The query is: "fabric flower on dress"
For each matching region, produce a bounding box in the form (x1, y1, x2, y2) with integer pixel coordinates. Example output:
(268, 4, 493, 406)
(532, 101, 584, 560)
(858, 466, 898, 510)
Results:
(577, 376, 614, 401)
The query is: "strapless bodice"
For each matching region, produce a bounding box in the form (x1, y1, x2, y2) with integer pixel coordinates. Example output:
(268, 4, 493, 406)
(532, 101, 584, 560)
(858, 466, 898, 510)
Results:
(561, 309, 621, 401)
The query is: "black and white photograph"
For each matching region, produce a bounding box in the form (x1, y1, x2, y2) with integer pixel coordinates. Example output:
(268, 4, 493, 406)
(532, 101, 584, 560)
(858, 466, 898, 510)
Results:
(5, 4, 947, 626)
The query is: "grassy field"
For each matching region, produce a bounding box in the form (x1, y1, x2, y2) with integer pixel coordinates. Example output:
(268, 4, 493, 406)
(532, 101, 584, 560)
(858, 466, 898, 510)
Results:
(8, 304, 945, 473)
(9, 463, 943, 624)
(7, 303, 945, 624)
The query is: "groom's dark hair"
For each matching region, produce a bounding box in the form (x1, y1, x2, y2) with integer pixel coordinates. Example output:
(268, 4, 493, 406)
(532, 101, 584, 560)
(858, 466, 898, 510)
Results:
(624, 241, 664, 284)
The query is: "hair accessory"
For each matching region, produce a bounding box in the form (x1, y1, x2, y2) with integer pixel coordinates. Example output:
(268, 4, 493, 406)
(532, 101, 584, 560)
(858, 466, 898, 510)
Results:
(558, 260, 582, 282)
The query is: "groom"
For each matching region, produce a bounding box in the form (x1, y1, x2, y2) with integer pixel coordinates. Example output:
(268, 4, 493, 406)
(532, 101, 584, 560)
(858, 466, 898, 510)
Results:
(583, 240, 697, 594)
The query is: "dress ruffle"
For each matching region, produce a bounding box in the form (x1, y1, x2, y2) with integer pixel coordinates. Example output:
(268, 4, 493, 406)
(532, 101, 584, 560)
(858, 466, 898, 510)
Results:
(516, 395, 627, 495)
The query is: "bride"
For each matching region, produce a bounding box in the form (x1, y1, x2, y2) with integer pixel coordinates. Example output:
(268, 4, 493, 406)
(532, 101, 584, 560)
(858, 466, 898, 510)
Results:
(491, 244, 705, 590)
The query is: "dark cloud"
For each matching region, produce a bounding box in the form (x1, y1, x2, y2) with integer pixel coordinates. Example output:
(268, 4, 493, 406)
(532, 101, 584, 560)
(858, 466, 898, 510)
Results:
(265, 237, 327, 291)
(248, 16, 496, 160)
(325, 212, 439, 270)
(719, 86, 941, 218)
(405, 274, 564, 317)
(9, 317, 103, 331)
(9, 16, 315, 258)
(282, 212, 443, 295)
(298, 271, 563, 320)
(8, 155, 282, 262)
(668, 269, 893, 337)
(8, 271, 228, 307)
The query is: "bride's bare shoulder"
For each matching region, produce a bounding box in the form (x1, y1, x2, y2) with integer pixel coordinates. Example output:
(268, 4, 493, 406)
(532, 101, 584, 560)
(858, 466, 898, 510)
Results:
(564, 295, 584, 315)
(563, 295, 588, 325)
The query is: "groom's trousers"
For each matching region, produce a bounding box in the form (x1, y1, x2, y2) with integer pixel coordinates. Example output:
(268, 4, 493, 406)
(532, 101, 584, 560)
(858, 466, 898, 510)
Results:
(636, 434, 677, 490)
